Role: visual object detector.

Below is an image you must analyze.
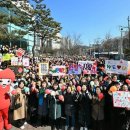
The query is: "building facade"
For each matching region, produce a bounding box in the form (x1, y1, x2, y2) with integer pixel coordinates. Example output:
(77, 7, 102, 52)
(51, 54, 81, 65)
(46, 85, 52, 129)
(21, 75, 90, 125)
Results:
(0, 0, 41, 53)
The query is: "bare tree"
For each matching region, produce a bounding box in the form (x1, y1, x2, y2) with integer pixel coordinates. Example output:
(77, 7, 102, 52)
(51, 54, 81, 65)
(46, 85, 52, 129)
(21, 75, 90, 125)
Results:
(59, 33, 83, 56)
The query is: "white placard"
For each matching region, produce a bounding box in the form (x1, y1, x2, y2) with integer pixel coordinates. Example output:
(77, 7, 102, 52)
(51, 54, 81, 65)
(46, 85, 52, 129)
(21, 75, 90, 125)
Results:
(11, 57, 18, 65)
(105, 60, 129, 75)
(113, 91, 130, 108)
(22, 58, 29, 66)
(78, 61, 97, 74)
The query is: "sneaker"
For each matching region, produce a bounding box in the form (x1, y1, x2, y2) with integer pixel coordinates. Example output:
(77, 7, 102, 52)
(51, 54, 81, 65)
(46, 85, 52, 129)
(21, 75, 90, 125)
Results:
(20, 125, 25, 129)
(24, 122, 27, 125)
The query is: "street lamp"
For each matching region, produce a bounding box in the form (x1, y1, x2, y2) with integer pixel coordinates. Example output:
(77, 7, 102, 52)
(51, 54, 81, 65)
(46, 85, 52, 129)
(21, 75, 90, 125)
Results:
(118, 27, 124, 59)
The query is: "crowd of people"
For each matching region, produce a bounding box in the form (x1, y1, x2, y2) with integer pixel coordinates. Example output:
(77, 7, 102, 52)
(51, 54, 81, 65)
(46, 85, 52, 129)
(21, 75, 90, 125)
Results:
(0, 45, 130, 130)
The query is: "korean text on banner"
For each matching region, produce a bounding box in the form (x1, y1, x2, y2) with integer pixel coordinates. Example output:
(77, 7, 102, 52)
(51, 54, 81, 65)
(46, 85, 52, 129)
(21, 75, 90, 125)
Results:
(105, 60, 128, 75)
(78, 61, 97, 74)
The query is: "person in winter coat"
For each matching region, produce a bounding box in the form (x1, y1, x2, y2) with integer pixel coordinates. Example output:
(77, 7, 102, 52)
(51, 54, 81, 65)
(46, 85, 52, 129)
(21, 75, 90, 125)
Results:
(78, 85, 92, 130)
(48, 82, 63, 130)
(121, 85, 130, 130)
(36, 81, 49, 127)
(64, 86, 76, 130)
(91, 86, 104, 130)
(28, 80, 39, 125)
(13, 80, 29, 129)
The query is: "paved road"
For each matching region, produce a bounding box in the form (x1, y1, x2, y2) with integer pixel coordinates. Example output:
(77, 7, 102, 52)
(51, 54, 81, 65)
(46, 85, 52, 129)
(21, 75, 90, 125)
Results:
(11, 125, 51, 130)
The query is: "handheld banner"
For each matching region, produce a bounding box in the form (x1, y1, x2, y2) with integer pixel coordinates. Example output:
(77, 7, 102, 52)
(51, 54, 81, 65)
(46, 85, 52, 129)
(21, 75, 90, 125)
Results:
(105, 60, 129, 75)
(78, 61, 97, 74)
(50, 66, 66, 76)
(113, 91, 130, 108)
(39, 63, 49, 75)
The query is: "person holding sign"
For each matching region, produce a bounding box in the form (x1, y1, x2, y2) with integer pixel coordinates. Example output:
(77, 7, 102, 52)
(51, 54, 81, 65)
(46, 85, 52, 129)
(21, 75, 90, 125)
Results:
(121, 85, 130, 130)
(107, 82, 122, 130)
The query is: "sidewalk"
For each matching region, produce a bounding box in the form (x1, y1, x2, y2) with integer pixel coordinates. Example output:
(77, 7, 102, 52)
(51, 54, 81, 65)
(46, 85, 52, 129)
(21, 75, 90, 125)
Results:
(12, 125, 51, 130)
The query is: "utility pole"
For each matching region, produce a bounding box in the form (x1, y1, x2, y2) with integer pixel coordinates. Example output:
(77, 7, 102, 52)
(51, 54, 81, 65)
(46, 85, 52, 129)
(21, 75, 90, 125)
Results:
(119, 27, 124, 59)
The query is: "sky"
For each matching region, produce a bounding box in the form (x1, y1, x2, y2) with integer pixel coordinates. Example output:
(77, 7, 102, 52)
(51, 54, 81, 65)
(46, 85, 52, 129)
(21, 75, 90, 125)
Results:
(32, 0, 130, 45)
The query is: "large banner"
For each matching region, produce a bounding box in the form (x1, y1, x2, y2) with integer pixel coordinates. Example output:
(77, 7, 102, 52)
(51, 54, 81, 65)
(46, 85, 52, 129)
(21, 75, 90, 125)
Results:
(50, 66, 66, 76)
(78, 61, 97, 74)
(113, 91, 130, 108)
(39, 63, 49, 75)
(68, 64, 79, 75)
(105, 60, 130, 75)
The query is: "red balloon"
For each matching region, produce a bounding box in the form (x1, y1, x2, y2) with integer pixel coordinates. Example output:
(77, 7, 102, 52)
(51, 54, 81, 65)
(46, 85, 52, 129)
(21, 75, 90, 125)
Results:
(61, 86, 66, 91)
(77, 86, 81, 92)
(59, 95, 64, 101)
(11, 90, 17, 95)
(104, 76, 108, 81)
(98, 93, 104, 100)
(45, 89, 51, 94)
(126, 79, 130, 84)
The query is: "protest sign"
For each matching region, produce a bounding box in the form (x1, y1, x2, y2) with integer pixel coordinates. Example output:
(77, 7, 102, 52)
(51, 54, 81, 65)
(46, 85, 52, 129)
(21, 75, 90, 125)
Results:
(39, 63, 49, 75)
(22, 58, 29, 66)
(8, 66, 24, 76)
(16, 48, 25, 57)
(68, 64, 79, 75)
(105, 60, 130, 75)
(50, 66, 66, 76)
(0, 53, 2, 65)
(78, 61, 97, 74)
(11, 57, 18, 65)
(113, 91, 130, 108)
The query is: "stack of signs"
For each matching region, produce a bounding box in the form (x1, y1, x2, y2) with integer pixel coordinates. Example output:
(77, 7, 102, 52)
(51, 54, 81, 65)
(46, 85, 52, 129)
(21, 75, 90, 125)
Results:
(39, 63, 49, 75)
(78, 61, 97, 74)
(113, 91, 130, 108)
(11, 57, 29, 66)
(11, 57, 18, 66)
(50, 66, 66, 76)
(105, 60, 130, 75)
(8, 65, 24, 76)
(68, 64, 79, 75)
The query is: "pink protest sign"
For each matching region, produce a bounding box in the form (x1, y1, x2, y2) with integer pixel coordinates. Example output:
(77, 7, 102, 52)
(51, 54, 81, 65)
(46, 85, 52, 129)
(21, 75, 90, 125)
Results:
(113, 91, 130, 108)
(78, 61, 97, 74)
